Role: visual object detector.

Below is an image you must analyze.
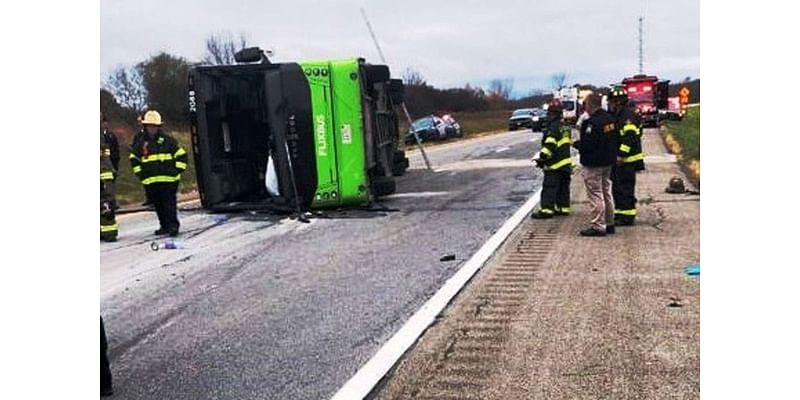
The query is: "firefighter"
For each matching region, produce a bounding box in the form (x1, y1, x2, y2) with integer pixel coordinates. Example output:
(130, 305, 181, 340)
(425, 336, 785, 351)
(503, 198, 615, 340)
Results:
(101, 128, 118, 242)
(608, 86, 644, 226)
(101, 113, 120, 172)
(129, 110, 188, 237)
(132, 113, 154, 207)
(531, 100, 573, 219)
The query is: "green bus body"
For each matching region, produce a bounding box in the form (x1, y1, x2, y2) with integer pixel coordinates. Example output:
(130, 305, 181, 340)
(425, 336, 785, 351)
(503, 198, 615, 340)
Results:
(302, 59, 370, 207)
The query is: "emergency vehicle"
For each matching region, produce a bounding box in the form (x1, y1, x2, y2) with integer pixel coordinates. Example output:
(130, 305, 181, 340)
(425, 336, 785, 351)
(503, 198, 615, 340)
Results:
(554, 87, 579, 125)
(620, 74, 670, 127)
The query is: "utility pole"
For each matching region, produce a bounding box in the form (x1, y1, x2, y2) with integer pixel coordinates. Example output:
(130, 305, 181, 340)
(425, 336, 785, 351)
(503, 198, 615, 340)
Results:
(359, 7, 432, 171)
(638, 16, 644, 74)
(360, 8, 387, 64)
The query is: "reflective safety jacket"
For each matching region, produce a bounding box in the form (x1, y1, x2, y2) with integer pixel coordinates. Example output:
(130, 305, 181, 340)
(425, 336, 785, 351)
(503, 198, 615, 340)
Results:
(539, 120, 573, 171)
(616, 108, 644, 170)
(100, 132, 115, 182)
(129, 130, 188, 185)
(102, 128, 120, 172)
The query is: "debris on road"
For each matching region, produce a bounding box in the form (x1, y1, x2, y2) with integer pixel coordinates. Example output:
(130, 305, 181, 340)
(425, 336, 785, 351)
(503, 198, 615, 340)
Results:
(666, 176, 687, 193)
(150, 239, 186, 251)
(668, 296, 684, 308)
(685, 264, 700, 276)
(439, 254, 456, 262)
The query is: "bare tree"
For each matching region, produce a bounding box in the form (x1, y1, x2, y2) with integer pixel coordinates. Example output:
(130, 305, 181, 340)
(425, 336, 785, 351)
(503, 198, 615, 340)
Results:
(105, 65, 147, 112)
(203, 33, 248, 65)
(403, 68, 426, 86)
(488, 78, 514, 100)
(550, 73, 567, 89)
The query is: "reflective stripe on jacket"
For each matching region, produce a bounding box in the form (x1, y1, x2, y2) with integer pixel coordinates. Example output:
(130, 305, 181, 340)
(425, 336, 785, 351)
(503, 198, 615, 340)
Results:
(616, 109, 644, 167)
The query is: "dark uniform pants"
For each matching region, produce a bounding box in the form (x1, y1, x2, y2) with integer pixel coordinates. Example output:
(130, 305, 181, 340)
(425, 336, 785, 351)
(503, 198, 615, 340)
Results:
(541, 169, 571, 215)
(101, 317, 112, 393)
(612, 163, 637, 223)
(100, 181, 118, 241)
(147, 182, 180, 232)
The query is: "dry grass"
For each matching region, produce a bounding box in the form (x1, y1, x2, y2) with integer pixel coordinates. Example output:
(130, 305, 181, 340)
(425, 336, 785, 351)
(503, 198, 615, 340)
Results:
(662, 106, 700, 181)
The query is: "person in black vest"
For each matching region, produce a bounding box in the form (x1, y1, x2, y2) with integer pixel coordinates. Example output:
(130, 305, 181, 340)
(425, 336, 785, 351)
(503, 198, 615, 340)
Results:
(129, 110, 188, 237)
(573, 94, 618, 236)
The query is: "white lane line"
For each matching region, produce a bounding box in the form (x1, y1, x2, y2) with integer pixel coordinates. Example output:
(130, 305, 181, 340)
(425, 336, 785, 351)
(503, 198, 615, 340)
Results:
(382, 191, 451, 199)
(330, 188, 542, 400)
(495, 146, 510, 153)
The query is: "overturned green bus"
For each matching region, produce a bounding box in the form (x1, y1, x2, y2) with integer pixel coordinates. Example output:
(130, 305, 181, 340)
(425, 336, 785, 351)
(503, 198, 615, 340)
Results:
(188, 47, 408, 211)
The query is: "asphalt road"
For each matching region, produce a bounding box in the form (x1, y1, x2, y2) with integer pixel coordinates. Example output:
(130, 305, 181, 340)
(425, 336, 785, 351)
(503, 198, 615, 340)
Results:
(101, 129, 544, 400)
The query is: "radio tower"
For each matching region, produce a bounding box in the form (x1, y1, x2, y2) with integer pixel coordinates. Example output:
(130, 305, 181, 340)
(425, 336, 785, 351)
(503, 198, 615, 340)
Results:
(638, 16, 644, 74)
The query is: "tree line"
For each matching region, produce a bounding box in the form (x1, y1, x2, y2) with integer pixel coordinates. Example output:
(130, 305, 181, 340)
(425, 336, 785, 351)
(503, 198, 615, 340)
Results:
(102, 36, 700, 133)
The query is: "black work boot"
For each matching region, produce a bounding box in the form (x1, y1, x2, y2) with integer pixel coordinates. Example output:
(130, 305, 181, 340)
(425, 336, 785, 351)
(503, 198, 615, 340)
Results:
(579, 227, 606, 237)
(154, 227, 169, 235)
(531, 212, 554, 219)
(615, 216, 635, 226)
(606, 225, 616, 234)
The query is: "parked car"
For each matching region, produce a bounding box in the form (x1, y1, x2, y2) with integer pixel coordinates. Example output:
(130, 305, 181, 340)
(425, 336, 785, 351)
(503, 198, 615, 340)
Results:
(406, 114, 462, 144)
(440, 114, 463, 138)
(508, 108, 547, 131)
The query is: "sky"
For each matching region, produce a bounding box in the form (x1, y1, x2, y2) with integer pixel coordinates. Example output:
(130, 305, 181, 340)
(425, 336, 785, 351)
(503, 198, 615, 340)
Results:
(100, 0, 699, 98)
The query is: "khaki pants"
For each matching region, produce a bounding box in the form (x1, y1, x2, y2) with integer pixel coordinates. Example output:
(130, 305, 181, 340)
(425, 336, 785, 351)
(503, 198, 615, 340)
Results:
(581, 166, 615, 230)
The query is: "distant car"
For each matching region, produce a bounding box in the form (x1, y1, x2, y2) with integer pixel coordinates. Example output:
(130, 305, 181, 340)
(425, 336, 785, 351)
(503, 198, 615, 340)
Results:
(508, 108, 546, 131)
(406, 115, 462, 144)
(659, 97, 684, 121)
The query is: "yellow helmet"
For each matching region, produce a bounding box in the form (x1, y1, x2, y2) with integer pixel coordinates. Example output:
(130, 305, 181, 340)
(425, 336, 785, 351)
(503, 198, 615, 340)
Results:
(142, 110, 162, 126)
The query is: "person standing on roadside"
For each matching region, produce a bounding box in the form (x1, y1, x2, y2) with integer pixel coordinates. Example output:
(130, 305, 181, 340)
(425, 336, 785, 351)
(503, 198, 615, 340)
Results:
(129, 110, 188, 237)
(608, 87, 645, 226)
(101, 113, 120, 172)
(573, 94, 618, 236)
(131, 113, 154, 207)
(531, 100, 573, 219)
(100, 116, 118, 242)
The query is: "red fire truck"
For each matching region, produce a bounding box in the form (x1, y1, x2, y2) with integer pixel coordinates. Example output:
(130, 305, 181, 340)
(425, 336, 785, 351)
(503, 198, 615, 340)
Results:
(621, 74, 670, 128)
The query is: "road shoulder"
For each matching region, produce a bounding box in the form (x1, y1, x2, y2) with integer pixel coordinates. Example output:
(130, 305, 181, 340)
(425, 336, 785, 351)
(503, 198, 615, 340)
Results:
(376, 128, 700, 399)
